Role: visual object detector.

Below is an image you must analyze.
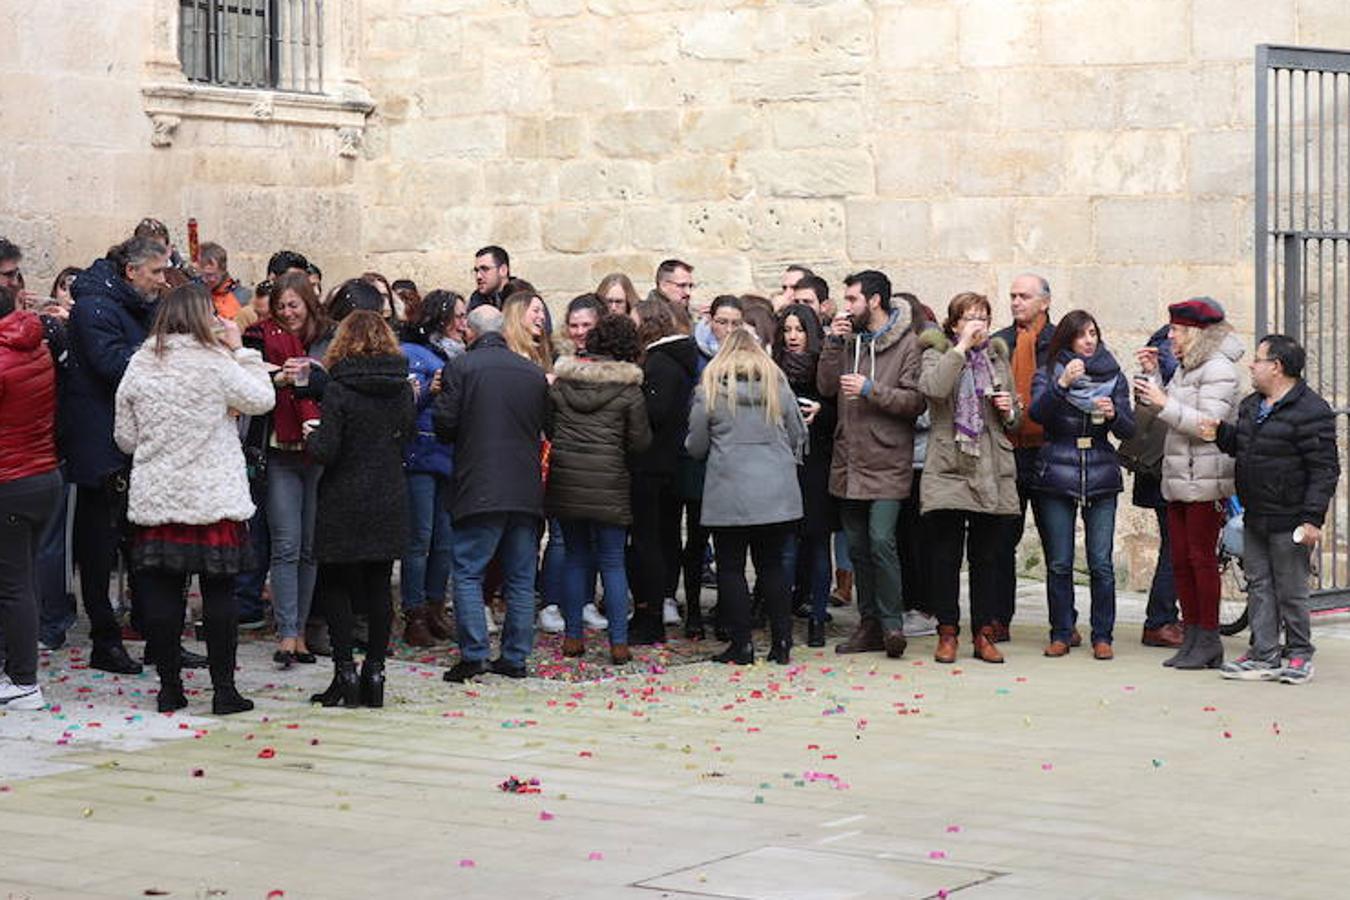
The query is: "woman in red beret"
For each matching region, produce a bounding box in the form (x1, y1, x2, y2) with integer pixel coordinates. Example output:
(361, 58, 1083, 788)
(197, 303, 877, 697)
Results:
(1134, 296, 1243, 670)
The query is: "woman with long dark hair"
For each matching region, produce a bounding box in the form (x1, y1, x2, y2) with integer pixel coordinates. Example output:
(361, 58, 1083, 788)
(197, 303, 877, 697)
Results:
(253, 271, 330, 668)
(113, 283, 275, 713)
(307, 311, 414, 707)
(1029, 309, 1135, 659)
(687, 329, 807, 665)
(397, 290, 465, 647)
(918, 292, 1020, 664)
(772, 303, 837, 647)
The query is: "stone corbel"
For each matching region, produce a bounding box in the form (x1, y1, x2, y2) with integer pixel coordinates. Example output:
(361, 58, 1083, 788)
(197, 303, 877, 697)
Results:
(149, 113, 181, 148)
(336, 126, 363, 159)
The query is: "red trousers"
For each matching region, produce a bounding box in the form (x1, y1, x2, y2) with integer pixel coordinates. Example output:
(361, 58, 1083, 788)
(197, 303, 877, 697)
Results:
(1166, 501, 1223, 630)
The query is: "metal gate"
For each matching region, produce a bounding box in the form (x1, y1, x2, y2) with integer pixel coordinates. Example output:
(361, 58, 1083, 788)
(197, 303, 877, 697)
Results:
(1255, 44, 1350, 603)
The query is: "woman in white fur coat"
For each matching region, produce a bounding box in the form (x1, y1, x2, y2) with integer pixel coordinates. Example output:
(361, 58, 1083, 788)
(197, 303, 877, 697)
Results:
(114, 283, 275, 715)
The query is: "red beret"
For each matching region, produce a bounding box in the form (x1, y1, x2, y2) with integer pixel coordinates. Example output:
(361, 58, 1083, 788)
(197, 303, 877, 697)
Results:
(1168, 296, 1226, 329)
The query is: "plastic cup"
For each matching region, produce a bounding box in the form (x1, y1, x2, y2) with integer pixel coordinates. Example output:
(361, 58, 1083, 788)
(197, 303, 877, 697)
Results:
(291, 358, 310, 387)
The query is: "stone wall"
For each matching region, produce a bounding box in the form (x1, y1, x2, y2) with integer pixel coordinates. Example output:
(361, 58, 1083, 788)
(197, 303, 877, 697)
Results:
(5, 0, 1350, 587)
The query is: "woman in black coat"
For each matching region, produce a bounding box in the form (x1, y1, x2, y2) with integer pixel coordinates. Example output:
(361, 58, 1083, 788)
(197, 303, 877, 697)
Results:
(546, 314, 651, 663)
(772, 304, 837, 647)
(306, 311, 414, 707)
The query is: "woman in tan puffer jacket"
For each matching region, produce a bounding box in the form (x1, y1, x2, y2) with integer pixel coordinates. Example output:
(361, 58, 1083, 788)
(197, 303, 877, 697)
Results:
(1135, 297, 1243, 671)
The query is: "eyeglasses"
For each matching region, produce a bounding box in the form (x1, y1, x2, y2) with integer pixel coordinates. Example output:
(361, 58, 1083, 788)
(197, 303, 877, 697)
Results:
(663, 280, 696, 291)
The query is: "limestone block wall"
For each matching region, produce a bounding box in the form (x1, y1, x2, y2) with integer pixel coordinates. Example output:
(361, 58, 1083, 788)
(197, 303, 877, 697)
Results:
(6, 0, 1350, 589)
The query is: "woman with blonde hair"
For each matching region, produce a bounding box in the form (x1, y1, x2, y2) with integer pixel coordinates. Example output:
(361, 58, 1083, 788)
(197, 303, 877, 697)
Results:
(113, 283, 275, 714)
(918, 291, 1021, 665)
(307, 310, 414, 707)
(686, 328, 807, 665)
(596, 272, 641, 318)
(502, 291, 555, 374)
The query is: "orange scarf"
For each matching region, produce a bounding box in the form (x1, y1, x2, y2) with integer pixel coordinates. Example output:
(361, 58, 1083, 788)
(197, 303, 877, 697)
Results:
(1010, 312, 1046, 448)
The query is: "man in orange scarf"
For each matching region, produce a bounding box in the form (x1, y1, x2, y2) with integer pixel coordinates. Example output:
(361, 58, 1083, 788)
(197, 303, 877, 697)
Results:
(990, 274, 1056, 644)
(198, 242, 250, 320)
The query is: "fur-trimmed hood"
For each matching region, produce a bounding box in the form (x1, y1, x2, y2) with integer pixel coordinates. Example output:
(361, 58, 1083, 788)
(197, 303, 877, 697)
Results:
(553, 355, 644, 414)
(919, 328, 1010, 361)
(1179, 321, 1244, 370)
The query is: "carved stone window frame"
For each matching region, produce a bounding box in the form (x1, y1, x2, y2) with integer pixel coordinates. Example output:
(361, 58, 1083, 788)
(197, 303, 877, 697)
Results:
(140, 0, 374, 157)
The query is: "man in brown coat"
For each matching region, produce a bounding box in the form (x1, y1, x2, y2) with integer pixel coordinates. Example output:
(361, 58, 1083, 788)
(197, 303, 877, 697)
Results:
(817, 270, 926, 658)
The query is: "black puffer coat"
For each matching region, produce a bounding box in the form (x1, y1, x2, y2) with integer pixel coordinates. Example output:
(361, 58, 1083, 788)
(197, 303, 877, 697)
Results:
(307, 354, 414, 562)
(1215, 380, 1339, 533)
(546, 356, 651, 525)
(630, 335, 698, 477)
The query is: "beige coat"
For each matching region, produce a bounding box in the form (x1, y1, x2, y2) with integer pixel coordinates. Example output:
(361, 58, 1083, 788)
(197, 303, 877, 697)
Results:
(1137, 322, 1243, 504)
(917, 330, 1021, 516)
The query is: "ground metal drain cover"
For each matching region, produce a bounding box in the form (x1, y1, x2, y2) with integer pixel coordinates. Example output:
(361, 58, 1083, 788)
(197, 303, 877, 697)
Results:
(635, 846, 1000, 899)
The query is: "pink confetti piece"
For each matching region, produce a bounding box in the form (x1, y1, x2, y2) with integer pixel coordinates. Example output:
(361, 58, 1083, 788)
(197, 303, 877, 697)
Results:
(587, 851, 604, 861)
(1041, 763, 1053, 771)
(458, 859, 475, 868)
(929, 850, 947, 859)
(946, 825, 962, 833)
(938, 890, 950, 899)
(538, 811, 555, 821)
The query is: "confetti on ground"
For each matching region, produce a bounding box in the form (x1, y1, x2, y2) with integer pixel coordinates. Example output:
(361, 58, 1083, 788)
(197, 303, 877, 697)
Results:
(1041, 763, 1054, 771)
(257, 747, 277, 759)
(498, 776, 541, 794)
(587, 851, 604, 861)
(929, 850, 947, 859)
(458, 859, 475, 868)
(539, 810, 555, 821)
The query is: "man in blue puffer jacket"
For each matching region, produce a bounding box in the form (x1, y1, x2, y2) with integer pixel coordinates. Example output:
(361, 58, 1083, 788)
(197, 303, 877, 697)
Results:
(65, 236, 167, 674)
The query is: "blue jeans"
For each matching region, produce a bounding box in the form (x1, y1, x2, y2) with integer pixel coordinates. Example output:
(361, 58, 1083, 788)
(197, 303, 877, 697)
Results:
(560, 519, 628, 644)
(1040, 493, 1117, 645)
(785, 531, 831, 622)
(37, 482, 76, 647)
(233, 479, 270, 621)
(1143, 506, 1179, 629)
(451, 513, 539, 665)
(401, 472, 454, 611)
(540, 517, 567, 607)
(266, 453, 320, 639)
(832, 529, 852, 573)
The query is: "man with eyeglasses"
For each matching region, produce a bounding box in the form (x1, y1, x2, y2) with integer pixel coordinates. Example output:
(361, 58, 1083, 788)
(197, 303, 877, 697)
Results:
(1204, 335, 1338, 685)
(990, 273, 1057, 645)
(468, 245, 511, 312)
(650, 258, 695, 315)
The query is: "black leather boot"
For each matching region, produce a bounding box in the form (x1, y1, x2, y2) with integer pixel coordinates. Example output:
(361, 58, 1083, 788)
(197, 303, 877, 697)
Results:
(628, 604, 667, 646)
(768, 638, 791, 665)
(806, 618, 826, 648)
(310, 660, 359, 707)
(711, 641, 754, 665)
(207, 629, 253, 716)
(360, 658, 386, 708)
(156, 657, 187, 713)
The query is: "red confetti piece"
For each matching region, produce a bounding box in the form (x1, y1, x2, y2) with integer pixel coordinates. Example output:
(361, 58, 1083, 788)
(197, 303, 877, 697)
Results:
(1203, 706, 1217, 712)
(267, 892, 285, 899)
(577, 751, 593, 758)
(309, 738, 320, 746)
(284, 723, 300, 730)
(1222, 731, 1232, 739)
(257, 747, 276, 759)
(806, 744, 820, 750)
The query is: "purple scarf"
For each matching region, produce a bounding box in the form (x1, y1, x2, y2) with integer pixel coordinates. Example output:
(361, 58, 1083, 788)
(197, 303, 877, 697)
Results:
(954, 347, 994, 457)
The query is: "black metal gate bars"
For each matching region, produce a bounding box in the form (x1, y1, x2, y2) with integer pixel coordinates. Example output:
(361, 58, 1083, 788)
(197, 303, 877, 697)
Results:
(1255, 44, 1350, 604)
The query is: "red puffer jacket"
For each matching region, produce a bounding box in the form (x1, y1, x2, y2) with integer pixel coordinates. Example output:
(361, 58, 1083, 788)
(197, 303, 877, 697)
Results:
(0, 310, 59, 483)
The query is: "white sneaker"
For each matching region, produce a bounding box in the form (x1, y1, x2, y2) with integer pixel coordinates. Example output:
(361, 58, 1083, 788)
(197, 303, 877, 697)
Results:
(582, 602, 609, 630)
(537, 604, 565, 634)
(902, 609, 938, 637)
(0, 682, 45, 710)
(663, 597, 681, 626)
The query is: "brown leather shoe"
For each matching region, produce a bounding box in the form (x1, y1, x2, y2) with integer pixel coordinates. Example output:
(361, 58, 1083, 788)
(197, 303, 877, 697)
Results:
(835, 617, 884, 654)
(934, 625, 958, 664)
(883, 629, 907, 659)
(562, 637, 585, 658)
(610, 644, 632, 665)
(1092, 642, 1114, 660)
(402, 607, 437, 648)
(1069, 627, 1083, 648)
(829, 570, 854, 607)
(1043, 640, 1071, 657)
(989, 621, 1010, 643)
(426, 602, 455, 641)
(1141, 623, 1184, 648)
(973, 626, 1004, 664)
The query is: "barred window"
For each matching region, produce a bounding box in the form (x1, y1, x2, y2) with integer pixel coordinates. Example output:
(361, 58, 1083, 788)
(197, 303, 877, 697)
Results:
(178, 1, 324, 93)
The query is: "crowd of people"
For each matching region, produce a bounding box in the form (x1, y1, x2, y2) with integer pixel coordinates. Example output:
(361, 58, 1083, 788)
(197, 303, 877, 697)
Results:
(0, 221, 1339, 716)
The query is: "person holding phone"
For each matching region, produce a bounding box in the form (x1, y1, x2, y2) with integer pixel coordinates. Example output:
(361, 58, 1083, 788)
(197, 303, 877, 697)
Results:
(918, 292, 1020, 664)
(1134, 298, 1243, 670)
(1028, 310, 1135, 660)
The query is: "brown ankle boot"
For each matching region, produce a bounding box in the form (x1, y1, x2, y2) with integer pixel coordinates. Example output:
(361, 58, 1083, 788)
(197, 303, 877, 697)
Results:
(562, 637, 585, 658)
(830, 570, 854, 606)
(426, 602, 455, 640)
(973, 625, 1004, 664)
(835, 617, 884, 654)
(610, 644, 632, 665)
(934, 624, 958, 664)
(403, 607, 437, 648)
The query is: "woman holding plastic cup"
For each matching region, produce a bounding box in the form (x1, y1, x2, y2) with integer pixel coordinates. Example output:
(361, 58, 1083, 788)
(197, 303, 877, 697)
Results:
(1028, 310, 1135, 660)
(250, 271, 331, 669)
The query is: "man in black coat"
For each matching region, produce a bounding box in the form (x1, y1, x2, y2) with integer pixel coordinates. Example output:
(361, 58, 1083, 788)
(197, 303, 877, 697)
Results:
(434, 305, 549, 682)
(1209, 334, 1339, 684)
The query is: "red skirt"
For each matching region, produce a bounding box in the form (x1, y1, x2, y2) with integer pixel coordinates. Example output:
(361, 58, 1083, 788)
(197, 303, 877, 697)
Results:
(132, 520, 254, 576)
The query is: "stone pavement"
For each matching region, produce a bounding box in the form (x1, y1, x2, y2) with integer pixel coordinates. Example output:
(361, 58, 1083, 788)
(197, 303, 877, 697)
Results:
(3, 585, 1349, 899)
